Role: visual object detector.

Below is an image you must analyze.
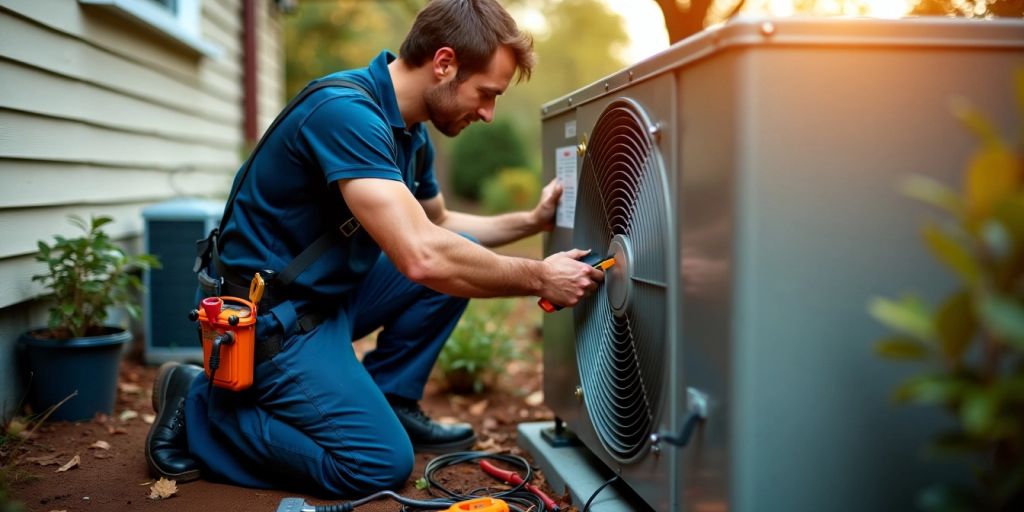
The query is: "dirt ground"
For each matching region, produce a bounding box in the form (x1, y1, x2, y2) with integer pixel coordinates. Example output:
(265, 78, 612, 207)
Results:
(7, 337, 567, 512)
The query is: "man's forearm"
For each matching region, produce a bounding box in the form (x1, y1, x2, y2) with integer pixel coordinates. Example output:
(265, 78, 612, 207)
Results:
(409, 228, 547, 297)
(438, 210, 542, 247)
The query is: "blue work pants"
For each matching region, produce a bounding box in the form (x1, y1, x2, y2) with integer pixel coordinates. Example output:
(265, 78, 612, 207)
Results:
(183, 251, 468, 496)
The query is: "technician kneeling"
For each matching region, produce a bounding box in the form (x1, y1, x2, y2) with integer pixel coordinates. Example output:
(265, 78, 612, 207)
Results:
(144, 0, 604, 496)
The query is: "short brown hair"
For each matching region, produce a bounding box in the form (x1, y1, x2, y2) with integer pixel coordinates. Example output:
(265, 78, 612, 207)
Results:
(399, 0, 535, 83)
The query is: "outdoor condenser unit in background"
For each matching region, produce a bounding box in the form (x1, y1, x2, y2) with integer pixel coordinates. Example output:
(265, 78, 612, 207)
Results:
(143, 198, 222, 364)
(536, 18, 1024, 511)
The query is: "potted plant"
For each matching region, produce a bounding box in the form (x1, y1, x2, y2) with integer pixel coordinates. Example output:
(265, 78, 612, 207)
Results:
(870, 76, 1024, 511)
(18, 215, 159, 422)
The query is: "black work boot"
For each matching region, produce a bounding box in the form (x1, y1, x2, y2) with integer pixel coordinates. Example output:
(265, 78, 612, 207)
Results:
(145, 362, 203, 482)
(388, 395, 476, 453)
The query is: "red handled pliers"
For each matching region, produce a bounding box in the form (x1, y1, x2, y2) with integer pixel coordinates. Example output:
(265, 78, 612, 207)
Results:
(479, 459, 560, 511)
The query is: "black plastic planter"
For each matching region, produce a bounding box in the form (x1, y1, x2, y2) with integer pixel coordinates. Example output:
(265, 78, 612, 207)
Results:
(18, 327, 130, 422)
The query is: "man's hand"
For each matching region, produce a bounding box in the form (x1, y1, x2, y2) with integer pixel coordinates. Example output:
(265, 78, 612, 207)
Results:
(539, 249, 605, 308)
(530, 178, 563, 232)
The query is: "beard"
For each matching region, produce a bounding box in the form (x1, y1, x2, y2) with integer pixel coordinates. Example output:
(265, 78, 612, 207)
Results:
(424, 79, 475, 137)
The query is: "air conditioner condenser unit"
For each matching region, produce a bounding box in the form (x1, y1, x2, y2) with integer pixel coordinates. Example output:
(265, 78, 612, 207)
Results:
(535, 17, 1024, 512)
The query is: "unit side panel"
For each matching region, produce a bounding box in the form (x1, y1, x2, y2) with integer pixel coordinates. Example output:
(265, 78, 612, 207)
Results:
(677, 50, 742, 512)
(731, 45, 1022, 511)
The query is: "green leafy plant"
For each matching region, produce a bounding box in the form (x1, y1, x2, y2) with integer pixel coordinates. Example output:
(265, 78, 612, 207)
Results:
(32, 215, 160, 339)
(449, 119, 529, 201)
(481, 167, 542, 215)
(436, 299, 521, 394)
(870, 72, 1024, 511)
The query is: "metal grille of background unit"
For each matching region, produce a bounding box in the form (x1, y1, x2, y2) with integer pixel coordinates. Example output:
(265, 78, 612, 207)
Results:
(574, 99, 669, 463)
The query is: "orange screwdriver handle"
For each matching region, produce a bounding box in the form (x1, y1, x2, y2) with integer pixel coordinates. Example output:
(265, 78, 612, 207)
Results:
(538, 256, 616, 313)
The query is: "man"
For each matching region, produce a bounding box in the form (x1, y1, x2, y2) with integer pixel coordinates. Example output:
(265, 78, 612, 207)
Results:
(145, 0, 603, 495)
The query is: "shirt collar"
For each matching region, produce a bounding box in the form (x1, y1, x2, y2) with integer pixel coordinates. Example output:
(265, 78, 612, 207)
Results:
(368, 50, 407, 131)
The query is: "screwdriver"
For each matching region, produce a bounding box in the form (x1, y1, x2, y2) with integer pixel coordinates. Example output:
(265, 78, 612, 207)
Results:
(538, 253, 616, 313)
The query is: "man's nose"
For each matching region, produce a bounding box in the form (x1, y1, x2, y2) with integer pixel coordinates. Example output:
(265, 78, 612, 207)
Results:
(477, 104, 494, 123)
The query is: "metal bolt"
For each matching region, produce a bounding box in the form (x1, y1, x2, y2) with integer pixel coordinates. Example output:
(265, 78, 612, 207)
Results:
(649, 122, 662, 141)
(568, 97, 573, 106)
(649, 433, 661, 455)
(576, 141, 587, 157)
(574, 385, 584, 401)
(760, 21, 776, 37)
(604, 82, 610, 91)
(542, 107, 548, 114)
(628, 70, 634, 81)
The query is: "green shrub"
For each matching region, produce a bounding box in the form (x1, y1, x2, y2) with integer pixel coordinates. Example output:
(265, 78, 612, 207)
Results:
(436, 299, 521, 394)
(481, 167, 541, 214)
(449, 119, 529, 201)
(870, 73, 1024, 511)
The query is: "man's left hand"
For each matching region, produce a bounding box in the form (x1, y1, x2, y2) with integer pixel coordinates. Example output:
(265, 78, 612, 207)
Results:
(531, 178, 563, 232)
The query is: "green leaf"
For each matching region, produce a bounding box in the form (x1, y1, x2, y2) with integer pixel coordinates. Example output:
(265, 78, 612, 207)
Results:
(922, 224, 979, 284)
(874, 337, 929, 360)
(935, 291, 976, 363)
(901, 175, 964, 215)
(868, 295, 935, 341)
(978, 294, 1024, 349)
(893, 374, 969, 405)
(961, 390, 999, 435)
(414, 478, 428, 490)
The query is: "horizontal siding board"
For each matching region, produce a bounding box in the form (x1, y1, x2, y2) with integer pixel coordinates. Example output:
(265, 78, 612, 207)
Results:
(1, 1, 245, 110)
(206, 0, 242, 37)
(0, 201, 151, 260)
(0, 255, 48, 310)
(0, 110, 239, 168)
(0, 60, 240, 147)
(0, 12, 240, 124)
(0, 160, 232, 209)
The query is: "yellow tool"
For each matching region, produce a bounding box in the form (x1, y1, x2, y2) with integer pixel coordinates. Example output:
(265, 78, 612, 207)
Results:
(249, 272, 265, 304)
(444, 497, 509, 512)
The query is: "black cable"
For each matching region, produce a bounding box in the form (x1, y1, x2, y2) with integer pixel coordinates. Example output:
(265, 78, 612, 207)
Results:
(581, 474, 620, 512)
(419, 451, 546, 512)
(652, 412, 703, 447)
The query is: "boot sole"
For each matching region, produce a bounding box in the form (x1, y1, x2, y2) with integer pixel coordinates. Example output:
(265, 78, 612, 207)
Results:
(412, 434, 478, 454)
(145, 363, 200, 483)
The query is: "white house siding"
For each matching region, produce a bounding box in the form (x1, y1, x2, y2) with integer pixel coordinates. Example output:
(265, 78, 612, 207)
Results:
(0, 0, 284, 417)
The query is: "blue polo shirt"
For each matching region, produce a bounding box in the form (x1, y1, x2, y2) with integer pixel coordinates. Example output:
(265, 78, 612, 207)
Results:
(218, 51, 440, 310)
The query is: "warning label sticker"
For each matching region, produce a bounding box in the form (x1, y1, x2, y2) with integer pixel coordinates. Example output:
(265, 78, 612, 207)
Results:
(555, 145, 577, 229)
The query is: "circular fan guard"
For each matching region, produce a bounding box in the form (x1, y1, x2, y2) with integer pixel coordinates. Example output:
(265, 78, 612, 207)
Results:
(574, 99, 669, 463)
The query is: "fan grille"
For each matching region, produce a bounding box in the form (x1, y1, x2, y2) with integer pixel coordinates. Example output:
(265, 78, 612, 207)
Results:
(574, 99, 669, 463)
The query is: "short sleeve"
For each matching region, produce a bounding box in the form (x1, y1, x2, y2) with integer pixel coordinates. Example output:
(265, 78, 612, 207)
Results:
(296, 93, 404, 185)
(414, 136, 440, 200)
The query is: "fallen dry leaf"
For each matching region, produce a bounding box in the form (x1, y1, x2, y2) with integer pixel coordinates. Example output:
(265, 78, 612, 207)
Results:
(482, 417, 499, 432)
(518, 408, 529, 419)
(119, 410, 139, 422)
(106, 425, 127, 435)
(142, 414, 155, 425)
(475, 437, 502, 452)
(436, 416, 460, 425)
(524, 390, 544, 407)
(469, 399, 489, 417)
(89, 440, 111, 450)
(118, 382, 143, 394)
(148, 477, 178, 500)
(93, 452, 112, 459)
(47, 509, 68, 512)
(25, 454, 62, 466)
(56, 454, 80, 473)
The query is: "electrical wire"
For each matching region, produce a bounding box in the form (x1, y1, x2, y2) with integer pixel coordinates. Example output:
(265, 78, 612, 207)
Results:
(581, 474, 620, 512)
(420, 451, 547, 512)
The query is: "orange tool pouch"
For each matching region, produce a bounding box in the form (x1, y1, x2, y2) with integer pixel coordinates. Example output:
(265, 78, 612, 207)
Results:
(194, 296, 257, 391)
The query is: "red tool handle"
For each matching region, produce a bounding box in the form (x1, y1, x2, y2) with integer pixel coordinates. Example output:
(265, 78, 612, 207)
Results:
(478, 460, 559, 511)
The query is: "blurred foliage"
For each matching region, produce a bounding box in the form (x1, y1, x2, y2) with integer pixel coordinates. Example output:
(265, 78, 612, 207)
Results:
(436, 299, 521, 394)
(450, 119, 529, 200)
(284, 0, 627, 202)
(481, 167, 541, 214)
(869, 70, 1024, 512)
(912, 0, 1024, 16)
(657, 0, 1024, 44)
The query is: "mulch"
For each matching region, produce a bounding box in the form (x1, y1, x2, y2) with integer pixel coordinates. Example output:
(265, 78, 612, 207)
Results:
(7, 343, 570, 512)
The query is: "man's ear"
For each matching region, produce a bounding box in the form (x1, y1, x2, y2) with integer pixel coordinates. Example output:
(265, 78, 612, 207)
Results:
(432, 47, 458, 82)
